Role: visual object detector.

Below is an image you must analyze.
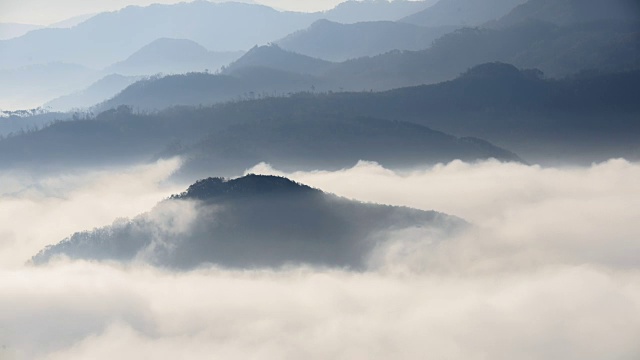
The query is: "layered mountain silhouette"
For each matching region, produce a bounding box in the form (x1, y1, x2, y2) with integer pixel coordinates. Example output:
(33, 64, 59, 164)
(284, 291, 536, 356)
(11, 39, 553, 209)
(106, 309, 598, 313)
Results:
(401, 0, 527, 27)
(176, 116, 521, 177)
(31, 174, 466, 269)
(4, 62, 636, 170)
(96, 67, 321, 112)
(97, 11, 639, 113)
(491, 0, 640, 28)
(223, 44, 334, 76)
(0, 100, 520, 176)
(107, 38, 243, 76)
(321, 0, 438, 24)
(0, 0, 442, 71)
(277, 19, 455, 62)
(0, 2, 317, 69)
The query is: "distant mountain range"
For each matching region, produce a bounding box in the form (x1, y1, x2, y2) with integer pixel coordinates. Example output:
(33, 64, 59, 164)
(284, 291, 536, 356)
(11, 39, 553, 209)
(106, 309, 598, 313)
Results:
(176, 115, 521, 177)
(96, 68, 322, 112)
(0, 94, 521, 177)
(401, 0, 527, 27)
(106, 38, 244, 76)
(319, 0, 438, 24)
(277, 19, 456, 62)
(32, 174, 465, 269)
(74, 63, 640, 165)
(222, 44, 334, 76)
(0, 2, 316, 69)
(490, 0, 640, 28)
(0, 0, 442, 70)
(96, 1, 638, 112)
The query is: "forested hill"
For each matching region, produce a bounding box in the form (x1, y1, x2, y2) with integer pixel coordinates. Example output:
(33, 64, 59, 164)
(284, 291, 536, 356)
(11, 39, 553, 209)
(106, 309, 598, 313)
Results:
(32, 174, 466, 269)
(1, 63, 638, 173)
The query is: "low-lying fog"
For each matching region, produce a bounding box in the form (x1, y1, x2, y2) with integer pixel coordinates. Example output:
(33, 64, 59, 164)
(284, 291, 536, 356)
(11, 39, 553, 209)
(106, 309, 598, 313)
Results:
(2, 158, 639, 359)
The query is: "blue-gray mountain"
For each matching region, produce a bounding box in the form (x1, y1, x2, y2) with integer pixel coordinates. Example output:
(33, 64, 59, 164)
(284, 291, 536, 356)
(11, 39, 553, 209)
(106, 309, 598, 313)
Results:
(0, 102, 521, 177)
(31, 174, 466, 269)
(277, 19, 456, 62)
(74, 63, 640, 165)
(106, 38, 244, 76)
(401, 0, 527, 27)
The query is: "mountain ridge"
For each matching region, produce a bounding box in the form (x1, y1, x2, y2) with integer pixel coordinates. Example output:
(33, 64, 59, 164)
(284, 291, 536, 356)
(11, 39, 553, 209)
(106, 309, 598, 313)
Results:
(31, 174, 466, 269)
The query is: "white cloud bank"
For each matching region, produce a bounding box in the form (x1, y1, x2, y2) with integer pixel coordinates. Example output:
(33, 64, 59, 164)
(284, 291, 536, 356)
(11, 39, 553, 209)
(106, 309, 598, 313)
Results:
(1, 159, 639, 359)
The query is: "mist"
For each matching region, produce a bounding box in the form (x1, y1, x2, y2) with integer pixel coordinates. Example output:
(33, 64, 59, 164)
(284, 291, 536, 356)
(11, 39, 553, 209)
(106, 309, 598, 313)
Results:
(0, 158, 184, 268)
(1, 159, 639, 359)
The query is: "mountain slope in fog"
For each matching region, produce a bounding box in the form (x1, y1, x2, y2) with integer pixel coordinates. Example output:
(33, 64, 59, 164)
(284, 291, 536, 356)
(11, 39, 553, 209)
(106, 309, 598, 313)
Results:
(176, 116, 522, 177)
(0, 102, 520, 176)
(277, 19, 455, 62)
(0, 2, 317, 69)
(32, 174, 465, 269)
(100, 17, 640, 112)
(0, 0, 440, 70)
(2, 63, 637, 169)
(97, 68, 321, 112)
(327, 20, 640, 89)
(322, 0, 437, 24)
(491, 0, 640, 28)
(106, 38, 243, 76)
(401, 0, 527, 27)
(223, 44, 334, 76)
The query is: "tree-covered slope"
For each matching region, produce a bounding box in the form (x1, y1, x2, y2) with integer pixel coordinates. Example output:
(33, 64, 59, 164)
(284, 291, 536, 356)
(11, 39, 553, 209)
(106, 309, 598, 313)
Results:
(32, 174, 465, 269)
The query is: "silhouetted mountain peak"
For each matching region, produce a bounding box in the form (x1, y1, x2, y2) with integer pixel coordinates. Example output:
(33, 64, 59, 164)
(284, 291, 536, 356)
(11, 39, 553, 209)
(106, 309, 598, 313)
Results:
(224, 44, 333, 76)
(309, 18, 336, 29)
(173, 174, 318, 201)
(128, 38, 208, 60)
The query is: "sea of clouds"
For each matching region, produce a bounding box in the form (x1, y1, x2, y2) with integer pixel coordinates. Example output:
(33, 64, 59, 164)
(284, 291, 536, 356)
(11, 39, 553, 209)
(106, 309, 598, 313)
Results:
(1, 158, 639, 359)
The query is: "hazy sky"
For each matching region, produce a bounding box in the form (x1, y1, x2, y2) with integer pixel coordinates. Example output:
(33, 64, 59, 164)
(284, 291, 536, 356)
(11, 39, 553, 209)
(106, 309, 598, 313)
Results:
(0, 0, 348, 25)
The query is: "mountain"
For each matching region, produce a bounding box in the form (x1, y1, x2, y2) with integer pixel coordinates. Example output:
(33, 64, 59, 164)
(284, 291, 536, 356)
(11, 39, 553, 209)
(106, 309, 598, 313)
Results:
(104, 18, 639, 112)
(175, 115, 522, 177)
(31, 174, 465, 269)
(491, 0, 640, 28)
(106, 38, 243, 76)
(90, 63, 640, 165)
(401, 0, 527, 27)
(223, 44, 334, 76)
(1, 64, 637, 172)
(0, 23, 42, 40)
(322, 0, 438, 23)
(0, 99, 520, 176)
(325, 19, 640, 89)
(97, 68, 322, 112)
(44, 74, 141, 111)
(277, 19, 456, 62)
(0, 2, 317, 70)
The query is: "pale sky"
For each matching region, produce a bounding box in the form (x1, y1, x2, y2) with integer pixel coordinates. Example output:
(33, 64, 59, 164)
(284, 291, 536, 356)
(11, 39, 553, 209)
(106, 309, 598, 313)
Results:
(0, 0, 348, 25)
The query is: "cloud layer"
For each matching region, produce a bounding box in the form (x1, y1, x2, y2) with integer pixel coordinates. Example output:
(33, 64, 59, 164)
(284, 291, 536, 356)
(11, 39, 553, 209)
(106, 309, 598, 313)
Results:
(1, 159, 639, 359)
